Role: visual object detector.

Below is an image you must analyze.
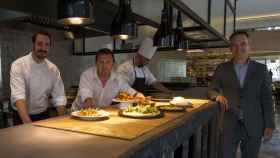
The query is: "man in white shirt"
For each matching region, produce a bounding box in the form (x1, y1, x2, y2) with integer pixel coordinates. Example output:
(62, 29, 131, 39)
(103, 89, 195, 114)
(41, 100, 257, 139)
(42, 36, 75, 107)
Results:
(10, 31, 67, 125)
(72, 48, 144, 110)
(117, 38, 171, 93)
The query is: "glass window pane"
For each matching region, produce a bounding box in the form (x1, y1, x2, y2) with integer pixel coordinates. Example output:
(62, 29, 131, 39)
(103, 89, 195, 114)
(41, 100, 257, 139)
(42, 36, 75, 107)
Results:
(211, 0, 225, 35)
(226, 5, 234, 39)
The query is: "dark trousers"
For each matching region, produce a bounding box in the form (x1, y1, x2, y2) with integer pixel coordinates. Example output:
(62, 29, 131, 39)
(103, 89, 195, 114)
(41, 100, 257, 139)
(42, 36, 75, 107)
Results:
(222, 120, 262, 158)
(12, 110, 50, 125)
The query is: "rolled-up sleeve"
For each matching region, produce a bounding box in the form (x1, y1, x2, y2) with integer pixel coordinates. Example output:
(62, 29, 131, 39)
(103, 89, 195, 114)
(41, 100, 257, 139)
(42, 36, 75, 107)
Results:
(51, 69, 67, 107)
(10, 62, 26, 105)
(78, 71, 94, 103)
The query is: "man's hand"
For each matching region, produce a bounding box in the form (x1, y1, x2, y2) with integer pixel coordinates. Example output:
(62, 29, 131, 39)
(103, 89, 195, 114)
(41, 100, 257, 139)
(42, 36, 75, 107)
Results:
(83, 98, 94, 109)
(56, 106, 66, 115)
(215, 95, 229, 112)
(15, 100, 32, 124)
(135, 92, 145, 99)
(263, 128, 273, 142)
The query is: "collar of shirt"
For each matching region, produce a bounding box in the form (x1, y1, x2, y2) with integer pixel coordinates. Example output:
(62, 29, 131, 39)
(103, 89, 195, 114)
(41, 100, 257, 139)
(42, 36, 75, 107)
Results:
(232, 58, 250, 66)
(29, 52, 47, 66)
(233, 59, 250, 88)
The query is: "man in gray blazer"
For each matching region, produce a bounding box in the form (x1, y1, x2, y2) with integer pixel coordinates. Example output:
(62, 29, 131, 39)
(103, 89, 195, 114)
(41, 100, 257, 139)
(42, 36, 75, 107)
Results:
(208, 31, 274, 158)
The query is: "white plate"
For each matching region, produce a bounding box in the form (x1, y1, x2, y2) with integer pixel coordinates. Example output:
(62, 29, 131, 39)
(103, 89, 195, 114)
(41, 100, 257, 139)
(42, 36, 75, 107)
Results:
(119, 110, 163, 119)
(112, 98, 136, 103)
(71, 110, 110, 121)
(170, 99, 193, 107)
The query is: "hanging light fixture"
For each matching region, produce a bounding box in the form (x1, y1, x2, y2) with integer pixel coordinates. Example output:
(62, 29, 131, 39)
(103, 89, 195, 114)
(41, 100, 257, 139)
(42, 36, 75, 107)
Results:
(110, 0, 137, 40)
(153, 0, 174, 48)
(58, 0, 94, 25)
(174, 11, 189, 51)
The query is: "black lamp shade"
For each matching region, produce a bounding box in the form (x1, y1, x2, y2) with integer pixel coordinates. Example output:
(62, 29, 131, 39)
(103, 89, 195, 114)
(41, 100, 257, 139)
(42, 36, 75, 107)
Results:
(174, 11, 188, 51)
(153, 0, 174, 48)
(110, 0, 137, 40)
(58, 0, 94, 25)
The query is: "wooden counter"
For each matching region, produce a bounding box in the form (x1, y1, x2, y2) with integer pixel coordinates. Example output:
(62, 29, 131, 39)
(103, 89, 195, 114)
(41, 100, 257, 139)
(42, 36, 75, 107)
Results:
(0, 100, 221, 158)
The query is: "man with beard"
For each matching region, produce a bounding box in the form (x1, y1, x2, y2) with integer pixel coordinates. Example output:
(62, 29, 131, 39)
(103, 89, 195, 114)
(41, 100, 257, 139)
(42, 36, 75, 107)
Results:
(117, 38, 171, 94)
(10, 31, 66, 125)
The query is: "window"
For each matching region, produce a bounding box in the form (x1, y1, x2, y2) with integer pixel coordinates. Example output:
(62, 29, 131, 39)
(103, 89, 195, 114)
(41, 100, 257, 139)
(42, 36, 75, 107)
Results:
(159, 59, 187, 82)
(255, 58, 280, 81)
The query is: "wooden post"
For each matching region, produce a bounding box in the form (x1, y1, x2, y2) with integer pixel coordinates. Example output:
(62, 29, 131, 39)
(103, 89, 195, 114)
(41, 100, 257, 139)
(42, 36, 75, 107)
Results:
(208, 113, 218, 158)
(182, 139, 189, 158)
(201, 123, 209, 158)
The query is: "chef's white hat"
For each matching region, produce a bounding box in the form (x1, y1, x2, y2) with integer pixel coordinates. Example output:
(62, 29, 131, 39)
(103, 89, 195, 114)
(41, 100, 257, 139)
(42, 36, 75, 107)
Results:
(137, 38, 157, 59)
(101, 43, 113, 51)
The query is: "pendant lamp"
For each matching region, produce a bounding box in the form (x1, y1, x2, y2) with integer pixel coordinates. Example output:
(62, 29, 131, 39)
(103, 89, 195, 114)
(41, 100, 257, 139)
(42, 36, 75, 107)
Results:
(153, 0, 174, 48)
(110, 0, 137, 40)
(58, 0, 94, 25)
(174, 11, 189, 51)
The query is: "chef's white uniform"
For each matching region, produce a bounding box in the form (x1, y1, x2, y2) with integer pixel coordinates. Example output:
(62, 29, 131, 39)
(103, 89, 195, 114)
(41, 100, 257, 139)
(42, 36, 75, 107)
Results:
(117, 59, 156, 86)
(10, 52, 67, 115)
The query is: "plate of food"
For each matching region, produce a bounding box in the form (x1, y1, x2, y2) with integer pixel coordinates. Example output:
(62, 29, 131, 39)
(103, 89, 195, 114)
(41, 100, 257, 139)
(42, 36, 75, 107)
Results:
(169, 97, 193, 107)
(119, 99, 163, 119)
(151, 98, 171, 102)
(112, 91, 136, 103)
(71, 108, 110, 121)
(157, 104, 186, 112)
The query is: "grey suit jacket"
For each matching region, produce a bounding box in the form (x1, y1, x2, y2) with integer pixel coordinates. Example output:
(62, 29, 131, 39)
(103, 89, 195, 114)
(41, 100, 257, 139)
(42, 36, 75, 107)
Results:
(208, 60, 275, 138)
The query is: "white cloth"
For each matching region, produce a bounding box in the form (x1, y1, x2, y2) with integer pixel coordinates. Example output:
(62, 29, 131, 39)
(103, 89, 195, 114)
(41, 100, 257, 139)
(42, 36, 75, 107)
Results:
(10, 52, 67, 115)
(71, 66, 137, 111)
(117, 59, 157, 86)
(101, 43, 113, 51)
(138, 38, 157, 59)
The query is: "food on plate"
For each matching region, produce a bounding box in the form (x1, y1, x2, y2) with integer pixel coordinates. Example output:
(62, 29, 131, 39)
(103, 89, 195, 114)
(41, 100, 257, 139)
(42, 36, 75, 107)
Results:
(71, 108, 110, 121)
(121, 99, 161, 118)
(157, 104, 185, 111)
(115, 91, 134, 101)
(76, 108, 102, 117)
(170, 97, 192, 106)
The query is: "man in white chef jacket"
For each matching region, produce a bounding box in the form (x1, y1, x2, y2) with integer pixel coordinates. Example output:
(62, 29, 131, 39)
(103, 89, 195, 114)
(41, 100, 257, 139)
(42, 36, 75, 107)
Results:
(10, 31, 67, 125)
(71, 48, 144, 110)
(117, 38, 171, 94)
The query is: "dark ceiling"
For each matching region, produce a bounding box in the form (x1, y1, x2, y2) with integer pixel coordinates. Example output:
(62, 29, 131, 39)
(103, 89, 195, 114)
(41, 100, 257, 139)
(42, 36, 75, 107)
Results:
(0, 0, 159, 38)
(0, 0, 230, 49)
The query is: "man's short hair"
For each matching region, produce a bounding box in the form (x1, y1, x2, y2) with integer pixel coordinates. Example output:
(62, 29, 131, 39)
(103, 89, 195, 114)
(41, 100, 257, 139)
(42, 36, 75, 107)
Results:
(32, 31, 52, 45)
(229, 31, 249, 41)
(95, 48, 115, 63)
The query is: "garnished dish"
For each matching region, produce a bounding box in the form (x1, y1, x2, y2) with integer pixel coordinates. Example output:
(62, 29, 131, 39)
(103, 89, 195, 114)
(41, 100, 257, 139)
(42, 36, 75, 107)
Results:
(113, 91, 136, 103)
(71, 108, 110, 121)
(169, 97, 193, 107)
(157, 104, 186, 112)
(119, 98, 162, 119)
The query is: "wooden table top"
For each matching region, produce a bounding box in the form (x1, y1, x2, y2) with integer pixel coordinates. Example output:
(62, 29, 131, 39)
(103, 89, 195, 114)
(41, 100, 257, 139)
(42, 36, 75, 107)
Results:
(0, 99, 216, 158)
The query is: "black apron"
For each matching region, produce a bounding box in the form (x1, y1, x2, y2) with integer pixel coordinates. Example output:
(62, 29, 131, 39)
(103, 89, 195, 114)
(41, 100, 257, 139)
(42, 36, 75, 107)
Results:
(132, 59, 146, 93)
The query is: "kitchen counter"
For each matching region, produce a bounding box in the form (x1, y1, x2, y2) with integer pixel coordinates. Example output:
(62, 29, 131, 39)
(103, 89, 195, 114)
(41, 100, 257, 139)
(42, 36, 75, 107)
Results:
(0, 99, 222, 158)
